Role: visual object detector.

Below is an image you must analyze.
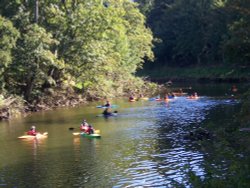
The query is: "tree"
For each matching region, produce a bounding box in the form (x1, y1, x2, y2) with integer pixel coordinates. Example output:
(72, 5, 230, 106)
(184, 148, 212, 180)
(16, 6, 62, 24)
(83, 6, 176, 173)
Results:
(136, 0, 230, 66)
(0, 16, 19, 90)
(6, 24, 63, 101)
(222, 0, 250, 65)
(1, 0, 155, 101)
(44, 0, 154, 98)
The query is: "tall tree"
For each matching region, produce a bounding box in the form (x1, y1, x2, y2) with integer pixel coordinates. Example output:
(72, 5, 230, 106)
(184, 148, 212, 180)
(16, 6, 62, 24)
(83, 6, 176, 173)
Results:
(0, 0, 154, 100)
(34, 0, 39, 23)
(0, 16, 19, 90)
(6, 24, 63, 100)
(136, 0, 229, 66)
(222, 0, 250, 65)
(44, 0, 153, 98)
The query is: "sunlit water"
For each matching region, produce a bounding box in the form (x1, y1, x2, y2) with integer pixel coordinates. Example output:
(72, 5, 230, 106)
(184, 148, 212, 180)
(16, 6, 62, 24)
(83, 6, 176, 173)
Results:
(0, 83, 247, 187)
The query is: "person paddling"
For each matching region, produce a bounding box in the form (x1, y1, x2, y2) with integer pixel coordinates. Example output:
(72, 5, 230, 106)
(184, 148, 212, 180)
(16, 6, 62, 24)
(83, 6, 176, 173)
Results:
(231, 85, 238, 93)
(103, 107, 112, 116)
(80, 119, 89, 132)
(27, 125, 38, 136)
(104, 100, 111, 107)
(85, 125, 95, 135)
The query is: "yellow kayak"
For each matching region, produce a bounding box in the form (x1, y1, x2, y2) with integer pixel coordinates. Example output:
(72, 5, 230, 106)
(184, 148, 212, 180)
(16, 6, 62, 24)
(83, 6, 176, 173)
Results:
(18, 132, 48, 139)
(139, 97, 149, 100)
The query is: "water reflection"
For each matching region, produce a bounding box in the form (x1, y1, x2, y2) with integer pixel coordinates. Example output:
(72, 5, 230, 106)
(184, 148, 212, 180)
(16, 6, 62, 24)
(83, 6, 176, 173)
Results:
(109, 96, 239, 187)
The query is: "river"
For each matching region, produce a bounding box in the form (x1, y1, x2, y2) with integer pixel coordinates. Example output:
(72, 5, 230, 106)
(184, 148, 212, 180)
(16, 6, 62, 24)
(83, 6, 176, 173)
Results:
(0, 83, 249, 187)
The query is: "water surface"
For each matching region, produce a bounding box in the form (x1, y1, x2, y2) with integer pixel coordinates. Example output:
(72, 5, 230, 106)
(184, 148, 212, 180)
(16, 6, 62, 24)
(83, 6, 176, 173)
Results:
(0, 83, 248, 187)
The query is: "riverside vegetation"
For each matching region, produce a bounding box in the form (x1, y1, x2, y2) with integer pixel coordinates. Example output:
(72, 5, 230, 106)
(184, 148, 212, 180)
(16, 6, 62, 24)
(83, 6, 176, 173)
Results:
(0, 0, 158, 119)
(0, 0, 250, 124)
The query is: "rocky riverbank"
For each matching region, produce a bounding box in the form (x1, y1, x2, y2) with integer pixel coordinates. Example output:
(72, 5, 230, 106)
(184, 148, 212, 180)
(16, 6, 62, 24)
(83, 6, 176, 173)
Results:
(0, 90, 87, 121)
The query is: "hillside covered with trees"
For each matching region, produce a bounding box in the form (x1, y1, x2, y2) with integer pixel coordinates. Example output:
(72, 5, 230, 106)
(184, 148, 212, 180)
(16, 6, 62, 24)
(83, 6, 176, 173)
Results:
(0, 0, 158, 118)
(1, 0, 250, 119)
(136, 0, 250, 81)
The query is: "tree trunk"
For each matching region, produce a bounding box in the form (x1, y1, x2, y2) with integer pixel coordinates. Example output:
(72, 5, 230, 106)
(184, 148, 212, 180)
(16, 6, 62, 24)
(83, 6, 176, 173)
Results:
(34, 0, 39, 23)
(24, 73, 36, 101)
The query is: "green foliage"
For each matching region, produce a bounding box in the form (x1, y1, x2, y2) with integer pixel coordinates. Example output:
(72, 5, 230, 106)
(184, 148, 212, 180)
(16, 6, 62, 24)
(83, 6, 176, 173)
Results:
(239, 89, 250, 126)
(6, 24, 63, 100)
(136, 0, 250, 69)
(44, 0, 154, 99)
(138, 0, 230, 66)
(0, 16, 19, 89)
(222, 0, 250, 65)
(0, 0, 154, 102)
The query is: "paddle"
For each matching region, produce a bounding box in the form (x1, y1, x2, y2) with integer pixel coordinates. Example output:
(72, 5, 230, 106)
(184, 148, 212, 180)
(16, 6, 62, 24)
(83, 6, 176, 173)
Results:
(73, 129, 100, 136)
(96, 105, 118, 108)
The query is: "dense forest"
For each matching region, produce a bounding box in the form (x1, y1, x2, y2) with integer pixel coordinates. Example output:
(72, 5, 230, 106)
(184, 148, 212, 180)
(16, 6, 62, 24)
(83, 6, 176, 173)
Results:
(135, 0, 250, 80)
(0, 0, 250, 119)
(0, 0, 158, 118)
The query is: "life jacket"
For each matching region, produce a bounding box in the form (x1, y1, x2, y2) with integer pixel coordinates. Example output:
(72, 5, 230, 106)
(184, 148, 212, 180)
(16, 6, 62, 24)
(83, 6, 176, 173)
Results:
(27, 130, 37, 136)
(85, 127, 94, 134)
(80, 124, 88, 131)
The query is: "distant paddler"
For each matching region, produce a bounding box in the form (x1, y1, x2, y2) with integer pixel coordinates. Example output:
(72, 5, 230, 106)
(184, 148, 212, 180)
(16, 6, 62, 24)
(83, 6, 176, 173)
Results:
(18, 125, 48, 139)
(129, 93, 136, 102)
(27, 125, 39, 136)
(187, 92, 199, 99)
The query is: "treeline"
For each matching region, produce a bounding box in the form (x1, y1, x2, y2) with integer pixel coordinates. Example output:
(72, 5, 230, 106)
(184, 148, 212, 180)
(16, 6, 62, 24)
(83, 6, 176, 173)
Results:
(135, 0, 250, 67)
(0, 0, 156, 104)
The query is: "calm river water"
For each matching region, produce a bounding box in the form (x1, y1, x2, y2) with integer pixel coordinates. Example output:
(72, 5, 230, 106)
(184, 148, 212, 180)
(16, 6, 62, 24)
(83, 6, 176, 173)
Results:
(0, 83, 248, 187)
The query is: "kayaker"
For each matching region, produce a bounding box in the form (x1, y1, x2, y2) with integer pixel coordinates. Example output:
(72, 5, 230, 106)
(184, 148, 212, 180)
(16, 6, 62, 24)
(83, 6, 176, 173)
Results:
(188, 92, 198, 99)
(231, 85, 238, 92)
(139, 94, 144, 98)
(85, 125, 95, 134)
(129, 95, 134, 100)
(104, 100, 111, 107)
(155, 95, 161, 101)
(103, 107, 112, 116)
(164, 94, 169, 101)
(169, 92, 175, 98)
(27, 125, 38, 136)
(80, 119, 89, 131)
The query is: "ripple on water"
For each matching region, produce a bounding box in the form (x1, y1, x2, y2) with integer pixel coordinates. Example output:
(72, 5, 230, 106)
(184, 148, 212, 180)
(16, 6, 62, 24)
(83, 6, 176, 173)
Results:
(0, 95, 240, 187)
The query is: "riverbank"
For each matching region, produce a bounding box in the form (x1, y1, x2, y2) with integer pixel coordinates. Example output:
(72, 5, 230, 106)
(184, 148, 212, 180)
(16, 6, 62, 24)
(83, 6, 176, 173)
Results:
(138, 65, 250, 83)
(0, 79, 160, 121)
(0, 89, 87, 121)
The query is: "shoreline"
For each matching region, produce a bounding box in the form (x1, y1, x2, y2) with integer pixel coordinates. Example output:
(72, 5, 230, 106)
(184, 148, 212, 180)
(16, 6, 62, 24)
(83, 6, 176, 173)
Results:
(1, 77, 248, 121)
(149, 77, 250, 84)
(0, 92, 88, 121)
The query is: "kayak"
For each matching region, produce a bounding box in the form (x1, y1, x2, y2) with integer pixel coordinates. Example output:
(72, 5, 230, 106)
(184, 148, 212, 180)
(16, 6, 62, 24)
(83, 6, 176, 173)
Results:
(129, 99, 136, 102)
(138, 97, 149, 101)
(103, 113, 118, 117)
(96, 104, 118, 108)
(173, 92, 188, 96)
(149, 98, 162, 101)
(73, 130, 100, 135)
(168, 96, 175, 99)
(187, 96, 199, 100)
(81, 133, 101, 138)
(96, 113, 118, 117)
(18, 132, 48, 139)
